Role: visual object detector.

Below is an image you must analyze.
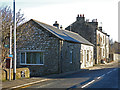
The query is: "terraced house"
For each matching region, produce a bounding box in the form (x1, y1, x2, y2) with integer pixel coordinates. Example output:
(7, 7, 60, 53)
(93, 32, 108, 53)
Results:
(96, 27, 109, 63)
(65, 14, 109, 64)
(17, 19, 94, 76)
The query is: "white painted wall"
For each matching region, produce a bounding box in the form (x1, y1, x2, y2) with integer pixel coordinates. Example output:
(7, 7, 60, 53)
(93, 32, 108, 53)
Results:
(113, 53, 120, 61)
(106, 36, 109, 59)
(97, 30, 105, 59)
(96, 30, 109, 63)
(80, 44, 94, 68)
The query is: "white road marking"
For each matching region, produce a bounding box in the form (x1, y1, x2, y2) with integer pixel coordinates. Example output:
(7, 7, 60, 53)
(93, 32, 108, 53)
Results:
(81, 73, 106, 88)
(81, 80, 95, 88)
(97, 76, 101, 79)
(10, 79, 51, 89)
(100, 74, 105, 77)
(81, 68, 117, 88)
(107, 71, 112, 74)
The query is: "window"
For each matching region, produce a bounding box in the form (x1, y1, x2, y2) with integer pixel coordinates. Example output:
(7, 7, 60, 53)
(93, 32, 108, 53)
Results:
(70, 50, 73, 63)
(84, 50, 86, 66)
(98, 34, 100, 43)
(103, 49, 104, 56)
(21, 52, 25, 63)
(90, 51, 92, 64)
(20, 51, 44, 65)
(87, 50, 89, 61)
(100, 37, 102, 42)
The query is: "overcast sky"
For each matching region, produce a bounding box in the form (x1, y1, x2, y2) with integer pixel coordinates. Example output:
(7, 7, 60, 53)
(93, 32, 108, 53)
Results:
(1, 0, 119, 42)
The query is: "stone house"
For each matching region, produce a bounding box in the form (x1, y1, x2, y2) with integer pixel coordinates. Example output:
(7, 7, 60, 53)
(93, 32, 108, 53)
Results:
(17, 19, 94, 76)
(109, 41, 120, 61)
(96, 28, 109, 63)
(65, 14, 109, 64)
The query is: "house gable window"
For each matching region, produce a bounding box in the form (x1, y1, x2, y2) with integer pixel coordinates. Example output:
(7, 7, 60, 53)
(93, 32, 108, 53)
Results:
(20, 50, 44, 65)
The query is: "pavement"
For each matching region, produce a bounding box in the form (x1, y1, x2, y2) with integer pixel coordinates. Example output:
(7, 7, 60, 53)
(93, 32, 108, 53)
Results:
(1, 60, 118, 90)
(85, 60, 118, 70)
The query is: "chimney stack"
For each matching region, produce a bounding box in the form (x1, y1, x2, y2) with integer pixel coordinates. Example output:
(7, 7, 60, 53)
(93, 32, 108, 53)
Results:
(53, 21, 59, 28)
(83, 14, 84, 17)
(99, 27, 102, 31)
(76, 14, 85, 21)
(92, 19, 97, 22)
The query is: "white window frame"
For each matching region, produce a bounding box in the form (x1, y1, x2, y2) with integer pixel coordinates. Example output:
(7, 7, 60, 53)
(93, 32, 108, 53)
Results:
(20, 50, 45, 65)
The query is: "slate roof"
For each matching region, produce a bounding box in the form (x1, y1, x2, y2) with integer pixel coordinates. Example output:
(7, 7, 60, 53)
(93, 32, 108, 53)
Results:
(31, 19, 94, 46)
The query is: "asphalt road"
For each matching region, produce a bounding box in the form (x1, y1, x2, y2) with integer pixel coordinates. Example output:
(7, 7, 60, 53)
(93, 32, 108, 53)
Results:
(24, 61, 119, 89)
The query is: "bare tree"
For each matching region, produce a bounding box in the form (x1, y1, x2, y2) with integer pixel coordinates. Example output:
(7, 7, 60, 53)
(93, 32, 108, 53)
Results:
(0, 10, 2, 68)
(1, 6, 25, 68)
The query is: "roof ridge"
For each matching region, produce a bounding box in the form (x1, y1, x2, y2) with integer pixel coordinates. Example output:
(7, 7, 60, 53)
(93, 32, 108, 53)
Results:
(32, 19, 59, 29)
(32, 19, 80, 35)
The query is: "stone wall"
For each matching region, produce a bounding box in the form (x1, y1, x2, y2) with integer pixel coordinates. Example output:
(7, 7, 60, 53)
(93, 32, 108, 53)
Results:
(60, 41, 81, 73)
(2, 68, 30, 81)
(17, 20, 59, 76)
(17, 20, 82, 76)
(65, 17, 98, 64)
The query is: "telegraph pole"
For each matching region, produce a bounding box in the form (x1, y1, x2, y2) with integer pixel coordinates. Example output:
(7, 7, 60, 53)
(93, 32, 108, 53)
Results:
(13, 0, 16, 80)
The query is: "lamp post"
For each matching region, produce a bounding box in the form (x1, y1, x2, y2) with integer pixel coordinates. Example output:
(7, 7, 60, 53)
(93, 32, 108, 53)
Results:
(13, 0, 16, 80)
(9, 26, 12, 81)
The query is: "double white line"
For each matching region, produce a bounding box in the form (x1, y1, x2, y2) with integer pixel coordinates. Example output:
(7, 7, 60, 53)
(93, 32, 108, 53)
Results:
(81, 68, 117, 88)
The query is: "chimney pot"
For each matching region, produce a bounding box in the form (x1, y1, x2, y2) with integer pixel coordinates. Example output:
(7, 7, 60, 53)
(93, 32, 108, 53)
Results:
(60, 25, 63, 29)
(76, 14, 85, 21)
(99, 27, 102, 31)
(55, 21, 57, 24)
(53, 21, 59, 28)
(83, 14, 84, 17)
(80, 14, 82, 17)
